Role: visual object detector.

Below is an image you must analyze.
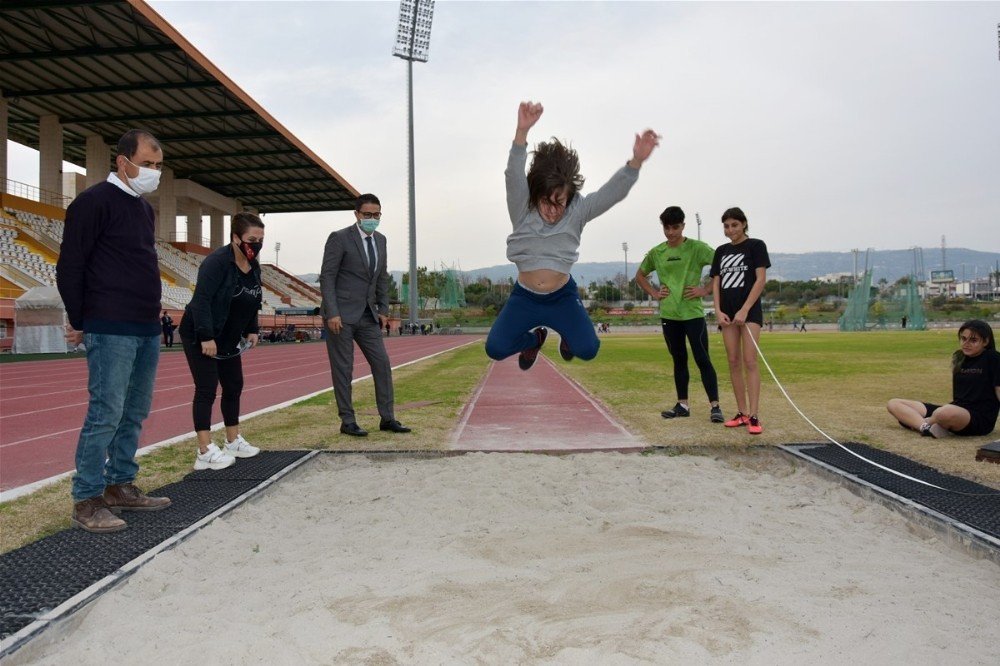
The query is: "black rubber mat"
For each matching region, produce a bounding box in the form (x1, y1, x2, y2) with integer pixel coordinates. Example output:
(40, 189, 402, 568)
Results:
(0, 450, 309, 640)
(791, 443, 1000, 539)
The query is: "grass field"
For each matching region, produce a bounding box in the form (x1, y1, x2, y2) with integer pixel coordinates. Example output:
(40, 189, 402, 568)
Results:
(2, 329, 997, 553)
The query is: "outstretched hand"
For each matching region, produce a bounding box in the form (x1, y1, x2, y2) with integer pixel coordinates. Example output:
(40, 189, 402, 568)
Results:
(629, 129, 661, 167)
(517, 101, 544, 131)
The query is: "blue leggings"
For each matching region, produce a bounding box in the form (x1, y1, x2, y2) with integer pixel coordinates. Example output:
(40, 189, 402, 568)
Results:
(485, 277, 599, 361)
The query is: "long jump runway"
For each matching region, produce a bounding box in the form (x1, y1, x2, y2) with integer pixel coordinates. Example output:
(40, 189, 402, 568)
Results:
(0, 336, 478, 495)
(452, 353, 641, 452)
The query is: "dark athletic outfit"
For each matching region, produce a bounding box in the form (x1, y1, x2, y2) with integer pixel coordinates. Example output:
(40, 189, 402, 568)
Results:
(710, 238, 770, 326)
(180, 246, 262, 431)
(921, 349, 1000, 436)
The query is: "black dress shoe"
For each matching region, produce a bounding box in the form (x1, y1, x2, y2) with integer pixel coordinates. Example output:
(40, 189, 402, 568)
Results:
(379, 419, 412, 433)
(340, 422, 368, 437)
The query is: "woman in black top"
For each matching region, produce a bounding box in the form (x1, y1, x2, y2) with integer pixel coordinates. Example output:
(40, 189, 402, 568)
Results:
(887, 320, 1000, 438)
(180, 213, 265, 470)
(710, 207, 770, 435)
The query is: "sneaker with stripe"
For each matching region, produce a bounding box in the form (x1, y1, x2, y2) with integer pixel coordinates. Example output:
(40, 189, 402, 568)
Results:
(661, 402, 691, 419)
(724, 412, 749, 428)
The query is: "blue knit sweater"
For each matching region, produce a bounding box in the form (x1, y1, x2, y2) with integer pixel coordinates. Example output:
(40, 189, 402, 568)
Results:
(56, 180, 161, 336)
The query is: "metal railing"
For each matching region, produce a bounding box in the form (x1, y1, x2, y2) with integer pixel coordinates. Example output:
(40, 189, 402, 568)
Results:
(168, 231, 211, 247)
(3, 178, 71, 209)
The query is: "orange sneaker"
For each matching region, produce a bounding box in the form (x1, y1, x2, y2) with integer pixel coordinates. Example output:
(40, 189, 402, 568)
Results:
(724, 412, 749, 428)
(747, 415, 763, 435)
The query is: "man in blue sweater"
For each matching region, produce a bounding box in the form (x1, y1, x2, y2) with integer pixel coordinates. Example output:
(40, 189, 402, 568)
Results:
(56, 129, 172, 532)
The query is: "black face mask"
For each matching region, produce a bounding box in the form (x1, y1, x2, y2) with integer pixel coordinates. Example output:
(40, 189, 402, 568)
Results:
(237, 239, 263, 261)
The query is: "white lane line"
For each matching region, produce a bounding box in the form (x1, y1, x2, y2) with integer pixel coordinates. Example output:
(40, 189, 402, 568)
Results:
(0, 339, 479, 501)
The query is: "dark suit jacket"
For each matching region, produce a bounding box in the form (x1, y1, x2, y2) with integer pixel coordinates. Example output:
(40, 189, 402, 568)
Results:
(320, 224, 389, 325)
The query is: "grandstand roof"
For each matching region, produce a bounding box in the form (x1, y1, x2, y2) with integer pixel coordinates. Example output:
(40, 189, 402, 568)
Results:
(0, 0, 358, 213)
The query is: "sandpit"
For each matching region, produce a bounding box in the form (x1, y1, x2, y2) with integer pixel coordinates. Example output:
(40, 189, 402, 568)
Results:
(9, 451, 999, 664)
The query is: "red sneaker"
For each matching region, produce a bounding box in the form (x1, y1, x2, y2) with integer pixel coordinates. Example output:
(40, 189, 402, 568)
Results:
(747, 415, 763, 435)
(724, 412, 749, 428)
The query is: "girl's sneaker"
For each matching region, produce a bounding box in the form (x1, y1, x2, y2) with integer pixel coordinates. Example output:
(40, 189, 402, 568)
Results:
(747, 415, 763, 435)
(710, 406, 725, 423)
(724, 412, 749, 428)
(225, 434, 261, 458)
(194, 443, 236, 471)
(661, 402, 690, 419)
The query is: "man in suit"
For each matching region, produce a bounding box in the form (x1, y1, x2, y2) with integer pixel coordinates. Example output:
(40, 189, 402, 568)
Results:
(320, 193, 411, 437)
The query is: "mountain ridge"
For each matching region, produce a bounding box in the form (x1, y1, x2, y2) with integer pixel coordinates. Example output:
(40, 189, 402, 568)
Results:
(299, 247, 998, 286)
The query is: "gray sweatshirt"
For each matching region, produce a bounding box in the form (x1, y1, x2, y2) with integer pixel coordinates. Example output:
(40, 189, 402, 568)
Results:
(505, 142, 640, 274)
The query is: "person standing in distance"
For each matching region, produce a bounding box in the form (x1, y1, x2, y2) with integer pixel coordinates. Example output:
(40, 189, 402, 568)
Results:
(160, 310, 174, 347)
(56, 129, 172, 532)
(636, 206, 724, 423)
(320, 193, 410, 437)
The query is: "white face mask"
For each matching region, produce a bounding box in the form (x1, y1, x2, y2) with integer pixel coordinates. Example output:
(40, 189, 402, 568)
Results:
(123, 157, 161, 195)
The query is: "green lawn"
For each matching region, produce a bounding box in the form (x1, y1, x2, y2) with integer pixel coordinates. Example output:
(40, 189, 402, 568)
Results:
(3, 329, 997, 554)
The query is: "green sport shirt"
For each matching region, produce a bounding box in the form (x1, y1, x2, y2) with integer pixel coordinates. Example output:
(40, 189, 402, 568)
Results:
(638, 238, 715, 321)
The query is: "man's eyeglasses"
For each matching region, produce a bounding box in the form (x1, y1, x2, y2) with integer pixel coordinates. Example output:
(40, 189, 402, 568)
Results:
(359, 212, 382, 220)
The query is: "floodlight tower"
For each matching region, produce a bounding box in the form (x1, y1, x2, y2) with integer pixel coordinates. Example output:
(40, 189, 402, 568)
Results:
(622, 242, 629, 302)
(695, 212, 702, 241)
(393, 0, 435, 326)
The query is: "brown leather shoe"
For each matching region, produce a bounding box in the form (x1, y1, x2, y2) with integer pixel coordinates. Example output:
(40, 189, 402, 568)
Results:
(72, 496, 126, 533)
(103, 483, 172, 512)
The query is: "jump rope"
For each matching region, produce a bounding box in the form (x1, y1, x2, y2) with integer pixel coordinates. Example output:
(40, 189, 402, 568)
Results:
(743, 330, 1000, 498)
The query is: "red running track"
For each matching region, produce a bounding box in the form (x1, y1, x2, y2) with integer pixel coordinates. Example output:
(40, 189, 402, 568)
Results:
(0, 336, 479, 493)
(452, 353, 641, 452)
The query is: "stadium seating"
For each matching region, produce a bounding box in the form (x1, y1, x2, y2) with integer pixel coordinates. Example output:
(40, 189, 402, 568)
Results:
(1, 206, 320, 315)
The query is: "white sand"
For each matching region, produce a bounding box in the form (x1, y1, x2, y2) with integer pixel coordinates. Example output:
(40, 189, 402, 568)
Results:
(10, 451, 1000, 665)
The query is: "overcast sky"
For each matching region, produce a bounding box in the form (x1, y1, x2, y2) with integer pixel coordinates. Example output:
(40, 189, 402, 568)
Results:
(7, 1, 1000, 276)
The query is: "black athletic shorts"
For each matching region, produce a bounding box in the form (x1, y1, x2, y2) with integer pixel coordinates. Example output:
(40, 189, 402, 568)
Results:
(721, 301, 763, 327)
(922, 402, 997, 437)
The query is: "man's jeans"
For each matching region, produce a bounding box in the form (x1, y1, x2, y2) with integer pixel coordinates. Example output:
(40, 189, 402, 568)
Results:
(72, 333, 160, 501)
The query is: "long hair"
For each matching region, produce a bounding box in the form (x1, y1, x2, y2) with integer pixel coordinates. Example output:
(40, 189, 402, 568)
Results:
(952, 319, 995, 373)
(527, 138, 585, 210)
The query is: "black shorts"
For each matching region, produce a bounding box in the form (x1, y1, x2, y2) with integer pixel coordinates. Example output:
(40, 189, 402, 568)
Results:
(721, 301, 763, 327)
(922, 402, 997, 437)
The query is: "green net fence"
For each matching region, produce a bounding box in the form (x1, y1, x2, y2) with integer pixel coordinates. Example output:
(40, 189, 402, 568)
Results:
(438, 269, 466, 309)
(838, 271, 926, 331)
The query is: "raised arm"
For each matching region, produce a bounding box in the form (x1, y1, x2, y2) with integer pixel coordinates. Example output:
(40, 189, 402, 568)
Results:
(506, 101, 543, 224)
(513, 101, 543, 146)
(627, 129, 660, 169)
(578, 128, 660, 222)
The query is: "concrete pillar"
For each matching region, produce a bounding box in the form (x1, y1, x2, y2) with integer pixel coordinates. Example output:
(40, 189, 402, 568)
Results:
(0, 97, 8, 187)
(155, 167, 176, 241)
(85, 134, 110, 188)
(185, 200, 203, 247)
(38, 115, 63, 206)
(210, 210, 226, 249)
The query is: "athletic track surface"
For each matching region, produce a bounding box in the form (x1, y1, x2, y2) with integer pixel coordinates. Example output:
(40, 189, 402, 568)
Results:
(0, 336, 480, 494)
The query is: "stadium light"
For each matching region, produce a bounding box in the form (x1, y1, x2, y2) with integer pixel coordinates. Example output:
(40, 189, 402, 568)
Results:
(622, 242, 629, 302)
(393, 0, 435, 326)
(275, 241, 281, 267)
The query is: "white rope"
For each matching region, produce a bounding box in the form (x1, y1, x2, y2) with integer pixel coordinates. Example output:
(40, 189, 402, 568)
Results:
(744, 328, 999, 497)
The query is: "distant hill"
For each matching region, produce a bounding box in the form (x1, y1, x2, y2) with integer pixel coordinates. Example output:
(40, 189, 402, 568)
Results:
(457, 248, 999, 285)
(300, 248, 998, 287)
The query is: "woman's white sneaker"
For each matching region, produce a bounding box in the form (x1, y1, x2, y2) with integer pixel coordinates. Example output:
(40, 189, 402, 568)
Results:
(224, 434, 260, 458)
(194, 443, 236, 471)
